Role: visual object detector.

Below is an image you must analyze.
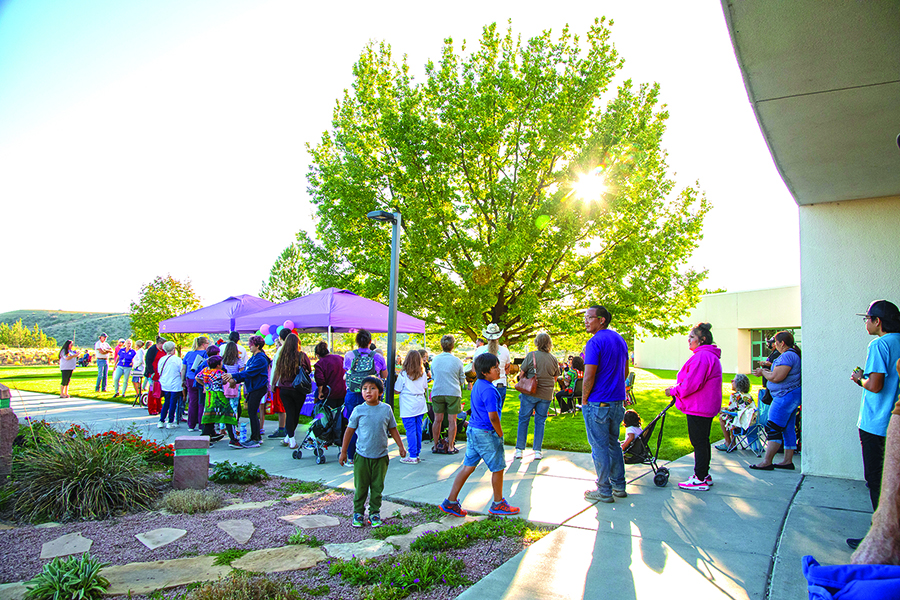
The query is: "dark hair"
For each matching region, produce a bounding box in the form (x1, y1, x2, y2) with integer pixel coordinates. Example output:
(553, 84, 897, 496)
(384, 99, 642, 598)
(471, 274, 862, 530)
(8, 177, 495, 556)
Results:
(360, 376, 384, 395)
(229, 331, 241, 343)
(273, 333, 300, 384)
(571, 356, 585, 371)
(207, 345, 220, 357)
(279, 327, 291, 341)
(623, 409, 642, 428)
(223, 342, 239, 365)
(314, 341, 329, 358)
(356, 329, 372, 348)
(692, 322, 714, 345)
(474, 352, 499, 379)
(476, 337, 486, 345)
(774, 331, 800, 356)
(369, 343, 377, 351)
(207, 356, 223, 369)
(589, 305, 612, 326)
(417, 348, 428, 361)
(59, 340, 73, 358)
(248, 335, 265, 349)
(440, 335, 455, 352)
(156, 336, 165, 344)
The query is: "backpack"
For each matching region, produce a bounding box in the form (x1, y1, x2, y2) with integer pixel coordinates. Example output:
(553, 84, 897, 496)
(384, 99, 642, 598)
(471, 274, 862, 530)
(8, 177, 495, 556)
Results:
(346, 349, 377, 393)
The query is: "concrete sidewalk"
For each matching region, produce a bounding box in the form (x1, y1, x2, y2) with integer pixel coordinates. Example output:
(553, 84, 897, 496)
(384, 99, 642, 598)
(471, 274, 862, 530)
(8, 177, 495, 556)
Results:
(10, 390, 873, 599)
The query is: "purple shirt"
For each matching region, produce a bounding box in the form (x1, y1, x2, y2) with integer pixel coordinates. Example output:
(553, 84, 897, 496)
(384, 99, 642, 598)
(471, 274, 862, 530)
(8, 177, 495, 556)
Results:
(583, 328, 628, 403)
(343, 348, 387, 374)
(117, 349, 137, 368)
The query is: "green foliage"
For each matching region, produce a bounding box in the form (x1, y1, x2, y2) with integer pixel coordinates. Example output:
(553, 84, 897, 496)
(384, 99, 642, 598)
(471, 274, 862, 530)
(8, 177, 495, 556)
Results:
(24, 553, 109, 600)
(0, 310, 130, 348)
(259, 244, 312, 303)
(11, 433, 158, 522)
(210, 548, 251, 566)
(129, 275, 202, 353)
(287, 529, 324, 547)
(209, 461, 269, 485)
(279, 479, 326, 496)
(411, 517, 551, 552)
(329, 551, 468, 597)
(282, 19, 709, 345)
(159, 489, 224, 514)
(370, 523, 411, 540)
(183, 571, 303, 600)
(0, 319, 56, 348)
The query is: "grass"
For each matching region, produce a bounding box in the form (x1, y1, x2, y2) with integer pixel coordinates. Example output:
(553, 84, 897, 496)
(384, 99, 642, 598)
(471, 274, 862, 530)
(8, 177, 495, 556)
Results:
(329, 550, 469, 597)
(158, 489, 225, 514)
(370, 523, 412, 540)
(3, 365, 764, 462)
(210, 548, 251, 566)
(287, 529, 324, 546)
(410, 517, 551, 552)
(279, 479, 326, 496)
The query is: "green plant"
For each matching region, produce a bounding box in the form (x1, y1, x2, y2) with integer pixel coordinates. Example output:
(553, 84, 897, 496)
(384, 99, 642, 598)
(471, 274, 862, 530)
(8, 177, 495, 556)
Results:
(209, 461, 269, 485)
(287, 529, 324, 547)
(295, 584, 330, 597)
(329, 551, 468, 597)
(12, 434, 158, 522)
(159, 489, 224, 514)
(210, 548, 251, 566)
(183, 571, 302, 600)
(279, 479, 326, 496)
(370, 523, 411, 540)
(411, 517, 551, 552)
(24, 553, 109, 600)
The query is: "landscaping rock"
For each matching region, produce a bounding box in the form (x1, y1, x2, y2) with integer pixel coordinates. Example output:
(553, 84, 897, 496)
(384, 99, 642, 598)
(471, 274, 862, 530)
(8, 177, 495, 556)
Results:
(324, 538, 394, 560)
(279, 514, 340, 528)
(214, 499, 277, 511)
(0, 581, 27, 600)
(33, 522, 61, 529)
(0, 523, 14, 531)
(380, 500, 419, 517)
(135, 527, 187, 550)
(284, 491, 324, 502)
(102, 555, 231, 596)
(39, 532, 93, 559)
(217, 519, 255, 544)
(230, 545, 325, 573)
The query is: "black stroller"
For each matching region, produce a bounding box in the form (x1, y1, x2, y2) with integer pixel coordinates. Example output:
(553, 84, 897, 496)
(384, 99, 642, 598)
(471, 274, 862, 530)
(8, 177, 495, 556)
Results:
(293, 399, 343, 464)
(622, 399, 676, 487)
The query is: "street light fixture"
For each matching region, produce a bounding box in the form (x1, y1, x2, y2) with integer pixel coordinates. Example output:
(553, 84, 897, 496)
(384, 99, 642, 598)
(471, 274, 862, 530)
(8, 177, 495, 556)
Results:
(366, 210, 402, 408)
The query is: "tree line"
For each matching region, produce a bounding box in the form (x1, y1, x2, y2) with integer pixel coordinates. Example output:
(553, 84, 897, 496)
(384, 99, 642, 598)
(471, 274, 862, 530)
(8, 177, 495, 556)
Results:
(0, 320, 57, 348)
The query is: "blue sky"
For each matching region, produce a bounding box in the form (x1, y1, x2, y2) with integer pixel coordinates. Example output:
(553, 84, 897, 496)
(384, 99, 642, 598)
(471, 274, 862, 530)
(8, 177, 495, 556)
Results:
(0, 0, 800, 315)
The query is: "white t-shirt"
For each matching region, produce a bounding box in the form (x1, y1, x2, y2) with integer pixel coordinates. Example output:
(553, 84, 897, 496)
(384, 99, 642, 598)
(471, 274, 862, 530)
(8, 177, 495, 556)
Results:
(473, 344, 511, 387)
(396, 371, 428, 418)
(95, 340, 112, 360)
(158, 354, 184, 392)
(626, 426, 643, 439)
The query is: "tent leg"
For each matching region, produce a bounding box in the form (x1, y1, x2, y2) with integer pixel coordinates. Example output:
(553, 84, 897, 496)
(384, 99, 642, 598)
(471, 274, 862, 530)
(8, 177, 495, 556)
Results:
(328, 326, 333, 351)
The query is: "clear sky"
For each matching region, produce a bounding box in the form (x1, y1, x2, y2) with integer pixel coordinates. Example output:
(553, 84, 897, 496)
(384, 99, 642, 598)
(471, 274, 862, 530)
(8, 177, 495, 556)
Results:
(0, 0, 800, 315)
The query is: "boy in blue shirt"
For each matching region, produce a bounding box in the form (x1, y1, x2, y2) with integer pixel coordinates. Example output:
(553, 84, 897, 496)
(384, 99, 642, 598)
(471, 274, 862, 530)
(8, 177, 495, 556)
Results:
(440, 353, 519, 517)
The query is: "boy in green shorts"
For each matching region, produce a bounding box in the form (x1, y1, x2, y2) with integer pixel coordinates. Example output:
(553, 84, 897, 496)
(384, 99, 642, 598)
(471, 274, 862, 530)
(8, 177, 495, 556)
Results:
(340, 376, 407, 527)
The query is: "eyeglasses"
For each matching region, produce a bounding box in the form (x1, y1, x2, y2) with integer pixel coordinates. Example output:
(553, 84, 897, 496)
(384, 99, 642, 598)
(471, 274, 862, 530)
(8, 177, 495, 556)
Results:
(863, 316, 876, 322)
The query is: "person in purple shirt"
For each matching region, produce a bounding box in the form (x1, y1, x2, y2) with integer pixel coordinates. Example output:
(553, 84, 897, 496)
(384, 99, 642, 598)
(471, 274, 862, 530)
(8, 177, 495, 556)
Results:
(342, 329, 387, 464)
(314, 341, 347, 409)
(112, 339, 137, 398)
(581, 305, 630, 504)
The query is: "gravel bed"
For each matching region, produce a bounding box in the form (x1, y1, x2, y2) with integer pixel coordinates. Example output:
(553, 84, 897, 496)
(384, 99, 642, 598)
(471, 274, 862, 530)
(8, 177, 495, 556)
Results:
(0, 474, 540, 599)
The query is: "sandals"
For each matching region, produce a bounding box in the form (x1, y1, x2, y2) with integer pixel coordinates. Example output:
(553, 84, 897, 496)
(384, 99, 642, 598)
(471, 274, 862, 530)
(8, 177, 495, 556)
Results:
(447, 447, 459, 454)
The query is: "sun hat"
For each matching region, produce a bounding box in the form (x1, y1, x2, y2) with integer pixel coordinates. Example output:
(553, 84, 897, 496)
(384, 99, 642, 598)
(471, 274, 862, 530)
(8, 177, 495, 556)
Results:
(482, 323, 504, 340)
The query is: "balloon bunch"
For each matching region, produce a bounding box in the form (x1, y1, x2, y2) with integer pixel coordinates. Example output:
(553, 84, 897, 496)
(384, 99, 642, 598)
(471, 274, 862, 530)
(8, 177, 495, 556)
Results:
(254, 320, 297, 345)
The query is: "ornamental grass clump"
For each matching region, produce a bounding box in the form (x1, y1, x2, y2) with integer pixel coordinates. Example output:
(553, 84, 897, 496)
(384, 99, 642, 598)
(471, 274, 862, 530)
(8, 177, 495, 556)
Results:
(12, 433, 159, 522)
(159, 488, 224, 514)
(24, 552, 109, 600)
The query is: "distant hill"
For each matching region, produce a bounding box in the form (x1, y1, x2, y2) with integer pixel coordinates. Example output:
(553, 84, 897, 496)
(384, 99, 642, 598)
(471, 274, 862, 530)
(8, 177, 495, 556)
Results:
(0, 310, 132, 347)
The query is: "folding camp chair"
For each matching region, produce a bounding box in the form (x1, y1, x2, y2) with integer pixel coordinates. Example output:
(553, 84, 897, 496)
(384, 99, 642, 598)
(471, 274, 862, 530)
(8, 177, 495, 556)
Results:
(624, 371, 636, 407)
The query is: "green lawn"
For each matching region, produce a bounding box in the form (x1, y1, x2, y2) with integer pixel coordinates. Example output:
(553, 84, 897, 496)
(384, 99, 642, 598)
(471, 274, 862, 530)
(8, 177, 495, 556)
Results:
(0, 366, 765, 461)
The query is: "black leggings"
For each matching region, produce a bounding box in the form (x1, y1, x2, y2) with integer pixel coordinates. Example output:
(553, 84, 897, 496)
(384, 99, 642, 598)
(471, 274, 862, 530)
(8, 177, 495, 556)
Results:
(860, 429, 886, 511)
(280, 387, 304, 437)
(202, 422, 238, 443)
(686, 414, 714, 480)
(246, 387, 267, 442)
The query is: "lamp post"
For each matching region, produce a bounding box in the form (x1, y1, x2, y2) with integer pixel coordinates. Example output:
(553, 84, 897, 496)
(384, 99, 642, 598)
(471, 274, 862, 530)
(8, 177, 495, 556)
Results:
(366, 210, 401, 408)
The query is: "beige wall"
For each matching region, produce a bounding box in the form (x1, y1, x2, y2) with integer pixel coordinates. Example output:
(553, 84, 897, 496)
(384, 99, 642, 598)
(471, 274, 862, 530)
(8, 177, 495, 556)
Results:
(799, 195, 900, 479)
(634, 285, 801, 374)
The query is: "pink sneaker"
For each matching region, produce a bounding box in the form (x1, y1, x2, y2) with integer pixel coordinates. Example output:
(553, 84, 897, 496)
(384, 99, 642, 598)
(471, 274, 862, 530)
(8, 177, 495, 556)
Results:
(678, 476, 709, 491)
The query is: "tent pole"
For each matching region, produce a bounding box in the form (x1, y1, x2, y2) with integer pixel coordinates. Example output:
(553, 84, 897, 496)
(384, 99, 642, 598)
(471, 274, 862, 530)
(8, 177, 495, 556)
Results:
(328, 326, 333, 351)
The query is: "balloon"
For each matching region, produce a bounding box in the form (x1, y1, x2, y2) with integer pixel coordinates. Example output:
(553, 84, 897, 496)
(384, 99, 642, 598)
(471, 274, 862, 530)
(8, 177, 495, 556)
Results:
(260, 324, 270, 336)
(264, 334, 274, 345)
(292, 328, 298, 334)
(276, 326, 284, 335)
(283, 320, 294, 330)
(255, 330, 261, 336)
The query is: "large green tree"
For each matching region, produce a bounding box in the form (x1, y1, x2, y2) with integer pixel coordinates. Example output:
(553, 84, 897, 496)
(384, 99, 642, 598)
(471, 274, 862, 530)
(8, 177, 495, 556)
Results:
(260, 243, 312, 303)
(285, 19, 710, 345)
(129, 275, 201, 354)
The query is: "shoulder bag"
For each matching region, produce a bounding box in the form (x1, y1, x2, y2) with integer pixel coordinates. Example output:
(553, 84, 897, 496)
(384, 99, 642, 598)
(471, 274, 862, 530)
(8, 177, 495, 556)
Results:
(514, 352, 538, 396)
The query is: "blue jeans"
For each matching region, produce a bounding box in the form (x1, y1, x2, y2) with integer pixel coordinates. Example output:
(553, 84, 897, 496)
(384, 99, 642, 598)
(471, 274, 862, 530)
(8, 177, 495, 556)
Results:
(497, 385, 508, 411)
(344, 391, 365, 460)
(113, 366, 132, 395)
(95, 359, 108, 391)
(767, 386, 801, 450)
(160, 391, 182, 423)
(516, 393, 550, 451)
(402, 415, 423, 458)
(583, 401, 627, 495)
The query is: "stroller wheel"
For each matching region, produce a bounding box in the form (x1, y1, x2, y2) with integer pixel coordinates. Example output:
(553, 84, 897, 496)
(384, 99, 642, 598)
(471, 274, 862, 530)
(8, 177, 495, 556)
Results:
(315, 455, 326, 465)
(292, 450, 302, 460)
(314, 447, 324, 458)
(653, 468, 669, 487)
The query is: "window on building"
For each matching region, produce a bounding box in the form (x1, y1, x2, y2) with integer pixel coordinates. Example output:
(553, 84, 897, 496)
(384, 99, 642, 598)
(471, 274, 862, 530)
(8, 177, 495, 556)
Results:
(751, 328, 801, 366)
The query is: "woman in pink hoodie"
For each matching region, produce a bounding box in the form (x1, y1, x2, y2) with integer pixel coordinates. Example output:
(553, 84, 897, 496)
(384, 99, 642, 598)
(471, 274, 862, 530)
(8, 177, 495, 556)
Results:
(665, 323, 723, 492)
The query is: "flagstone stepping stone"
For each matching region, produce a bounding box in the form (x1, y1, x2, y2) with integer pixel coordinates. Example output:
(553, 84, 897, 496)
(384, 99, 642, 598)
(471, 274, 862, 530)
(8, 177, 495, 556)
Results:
(40, 532, 93, 559)
(0, 523, 14, 531)
(102, 555, 231, 596)
(214, 499, 277, 511)
(380, 500, 419, 517)
(217, 519, 255, 543)
(284, 491, 324, 502)
(135, 527, 187, 550)
(384, 515, 487, 552)
(0, 581, 27, 600)
(230, 545, 325, 573)
(34, 522, 61, 529)
(324, 538, 394, 560)
(279, 514, 340, 528)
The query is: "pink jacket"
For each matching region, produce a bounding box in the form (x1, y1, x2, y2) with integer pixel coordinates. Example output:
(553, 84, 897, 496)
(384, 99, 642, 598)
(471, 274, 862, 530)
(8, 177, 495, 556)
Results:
(671, 344, 723, 418)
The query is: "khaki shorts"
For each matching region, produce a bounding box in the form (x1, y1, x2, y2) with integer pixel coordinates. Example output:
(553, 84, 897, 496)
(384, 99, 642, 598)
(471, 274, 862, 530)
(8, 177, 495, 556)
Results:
(431, 395, 461, 415)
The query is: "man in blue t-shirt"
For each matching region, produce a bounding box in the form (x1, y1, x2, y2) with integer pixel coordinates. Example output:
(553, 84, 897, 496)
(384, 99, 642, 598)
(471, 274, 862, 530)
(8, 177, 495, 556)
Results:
(581, 304, 630, 503)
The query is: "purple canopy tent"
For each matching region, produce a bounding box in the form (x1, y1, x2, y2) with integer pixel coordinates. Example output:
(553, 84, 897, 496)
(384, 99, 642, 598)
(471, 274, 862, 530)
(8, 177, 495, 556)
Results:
(158, 295, 277, 335)
(232, 288, 426, 334)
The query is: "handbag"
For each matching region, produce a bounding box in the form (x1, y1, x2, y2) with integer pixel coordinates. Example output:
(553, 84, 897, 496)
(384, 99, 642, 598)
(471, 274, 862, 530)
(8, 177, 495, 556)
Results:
(514, 352, 538, 395)
(759, 388, 773, 405)
(292, 368, 312, 395)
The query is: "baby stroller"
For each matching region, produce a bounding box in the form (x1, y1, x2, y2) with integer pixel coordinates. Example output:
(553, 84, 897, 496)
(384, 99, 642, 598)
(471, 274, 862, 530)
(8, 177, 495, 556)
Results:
(622, 399, 677, 487)
(293, 399, 343, 464)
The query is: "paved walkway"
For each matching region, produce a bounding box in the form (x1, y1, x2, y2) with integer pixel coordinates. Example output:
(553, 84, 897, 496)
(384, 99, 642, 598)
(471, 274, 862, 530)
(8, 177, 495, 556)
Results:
(10, 390, 874, 599)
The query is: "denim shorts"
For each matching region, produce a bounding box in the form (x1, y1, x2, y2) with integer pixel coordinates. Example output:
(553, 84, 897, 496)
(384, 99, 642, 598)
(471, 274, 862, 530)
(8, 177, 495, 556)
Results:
(463, 426, 506, 472)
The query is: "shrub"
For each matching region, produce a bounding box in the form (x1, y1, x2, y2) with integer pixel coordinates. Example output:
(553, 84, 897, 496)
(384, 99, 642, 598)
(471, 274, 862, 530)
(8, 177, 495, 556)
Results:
(24, 553, 109, 600)
(329, 551, 468, 597)
(159, 489, 224, 514)
(279, 479, 326, 496)
(209, 461, 269, 485)
(12, 434, 159, 522)
(287, 529, 324, 547)
(370, 523, 411, 540)
(183, 571, 303, 600)
(410, 517, 550, 552)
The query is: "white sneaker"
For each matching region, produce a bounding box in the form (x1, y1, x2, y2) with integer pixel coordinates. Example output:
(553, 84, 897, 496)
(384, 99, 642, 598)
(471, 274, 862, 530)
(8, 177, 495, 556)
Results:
(289, 437, 297, 449)
(400, 456, 418, 464)
(157, 422, 165, 429)
(534, 451, 543, 460)
(678, 475, 709, 491)
(166, 423, 177, 429)
(284, 435, 290, 445)
(514, 449, 523, 459)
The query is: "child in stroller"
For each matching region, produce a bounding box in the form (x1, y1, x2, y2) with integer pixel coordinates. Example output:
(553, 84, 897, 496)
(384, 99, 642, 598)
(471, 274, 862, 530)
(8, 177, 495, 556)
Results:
(293, 398, 343, 464)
